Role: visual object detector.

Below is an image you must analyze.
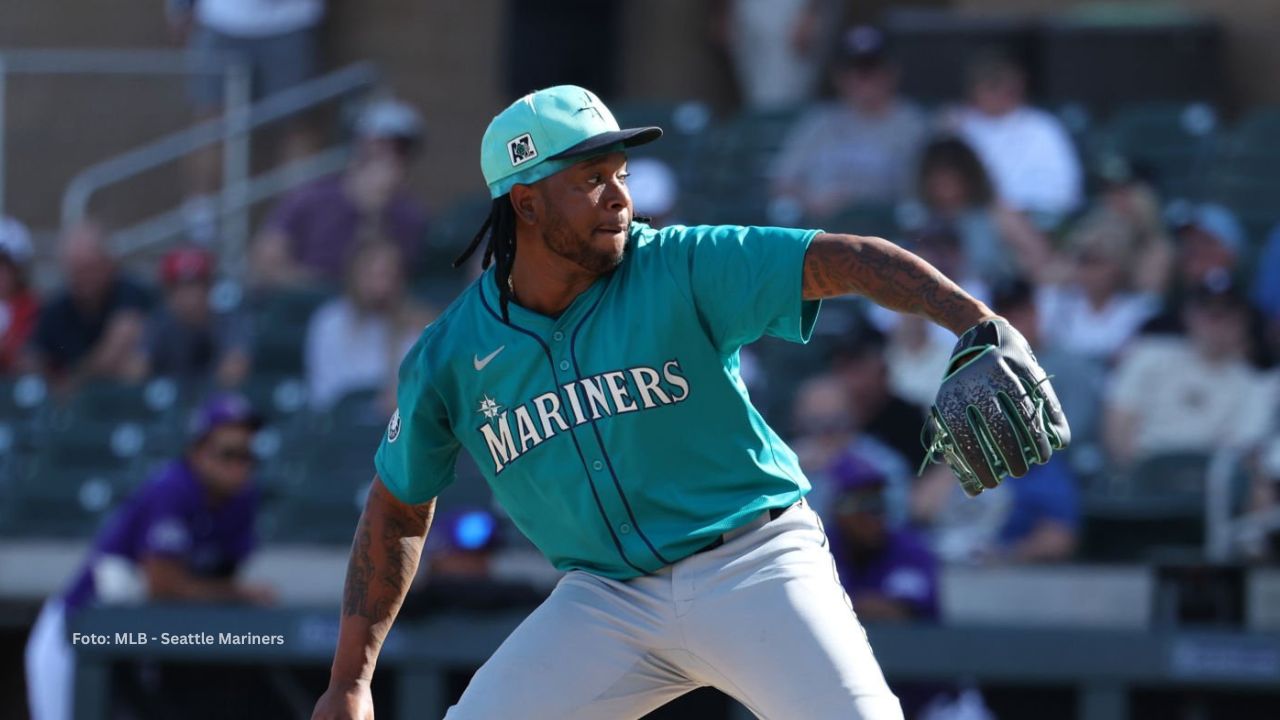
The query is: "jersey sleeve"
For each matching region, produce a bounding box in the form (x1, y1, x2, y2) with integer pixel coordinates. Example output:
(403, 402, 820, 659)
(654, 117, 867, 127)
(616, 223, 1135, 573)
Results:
(666, 224, 822, 354)
(373, 334, 461, 505)
(138, 489, 194, 561)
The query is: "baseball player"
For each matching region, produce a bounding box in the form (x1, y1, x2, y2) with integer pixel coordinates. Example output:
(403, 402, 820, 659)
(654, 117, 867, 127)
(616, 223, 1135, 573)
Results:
(312, 85, 1068, 720)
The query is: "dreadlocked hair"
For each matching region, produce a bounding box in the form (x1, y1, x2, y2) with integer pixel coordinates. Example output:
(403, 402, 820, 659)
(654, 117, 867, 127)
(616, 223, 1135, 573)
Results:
(454, 196, 518, 322)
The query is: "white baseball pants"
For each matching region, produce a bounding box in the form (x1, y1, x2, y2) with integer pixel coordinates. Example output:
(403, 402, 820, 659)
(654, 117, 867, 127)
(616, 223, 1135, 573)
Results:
(444, 501, 903, 719)
(25, 598, 74, 720)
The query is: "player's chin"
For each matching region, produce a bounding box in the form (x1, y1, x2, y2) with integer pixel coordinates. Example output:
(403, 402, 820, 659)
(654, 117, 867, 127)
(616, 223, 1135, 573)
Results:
(587, 231, 626, 267)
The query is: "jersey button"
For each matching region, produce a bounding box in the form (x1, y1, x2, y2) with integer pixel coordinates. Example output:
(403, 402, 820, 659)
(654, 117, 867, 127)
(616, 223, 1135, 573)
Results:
(559, 360, 570, 371)
(592, 460, 603, 471)
(552, 331, 564, 342)
(619, 523, 632, 534)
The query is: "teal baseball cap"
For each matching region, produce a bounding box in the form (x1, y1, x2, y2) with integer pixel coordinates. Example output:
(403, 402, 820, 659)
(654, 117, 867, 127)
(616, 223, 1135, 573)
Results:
(480, 85, 662, 199)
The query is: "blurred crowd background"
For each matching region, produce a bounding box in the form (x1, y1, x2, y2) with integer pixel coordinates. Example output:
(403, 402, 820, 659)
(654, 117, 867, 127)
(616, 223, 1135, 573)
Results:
(3, 1, 1280, 719)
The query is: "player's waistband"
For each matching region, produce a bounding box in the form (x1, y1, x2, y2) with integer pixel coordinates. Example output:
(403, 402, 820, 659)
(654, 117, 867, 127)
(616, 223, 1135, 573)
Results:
(694, 500, 803, 556)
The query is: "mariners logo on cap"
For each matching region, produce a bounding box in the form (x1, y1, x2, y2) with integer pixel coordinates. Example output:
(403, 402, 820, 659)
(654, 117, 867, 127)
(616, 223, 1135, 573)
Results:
(507, 133, 538, 167)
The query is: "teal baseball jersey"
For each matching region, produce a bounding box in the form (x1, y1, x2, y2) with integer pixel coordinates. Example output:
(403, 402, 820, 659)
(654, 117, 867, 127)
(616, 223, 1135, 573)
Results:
(375, 222, 823, 580)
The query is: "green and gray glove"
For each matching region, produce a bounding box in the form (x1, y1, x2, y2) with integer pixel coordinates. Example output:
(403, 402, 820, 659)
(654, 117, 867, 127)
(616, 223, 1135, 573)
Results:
(920, 317, 1071, 497)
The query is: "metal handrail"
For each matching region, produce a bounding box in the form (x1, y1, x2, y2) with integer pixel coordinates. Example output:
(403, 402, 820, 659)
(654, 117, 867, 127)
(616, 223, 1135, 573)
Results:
(111, 145, 351, 258)
(0, 48, 247, 219)
(61, 60, 379, 226)
(0, 48, 233, 75)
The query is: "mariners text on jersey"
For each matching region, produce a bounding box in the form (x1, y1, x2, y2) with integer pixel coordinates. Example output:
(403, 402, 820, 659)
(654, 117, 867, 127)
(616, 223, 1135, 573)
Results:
(478, 360, 690, 474)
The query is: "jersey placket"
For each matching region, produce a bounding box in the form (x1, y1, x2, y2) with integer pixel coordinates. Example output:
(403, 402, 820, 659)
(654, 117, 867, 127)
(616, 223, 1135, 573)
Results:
(562, 288, 671, 573)
(480, 274, 659, 576)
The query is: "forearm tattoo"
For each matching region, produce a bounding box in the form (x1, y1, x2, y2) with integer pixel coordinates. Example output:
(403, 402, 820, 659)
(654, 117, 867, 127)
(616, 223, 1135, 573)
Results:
(343, 523, 375, 618)
(802, 233, 989, 335)
(341, 489, 432, 621)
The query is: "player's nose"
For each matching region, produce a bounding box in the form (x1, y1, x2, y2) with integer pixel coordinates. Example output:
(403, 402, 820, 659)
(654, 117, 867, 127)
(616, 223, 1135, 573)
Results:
(600, 177, 630, 213)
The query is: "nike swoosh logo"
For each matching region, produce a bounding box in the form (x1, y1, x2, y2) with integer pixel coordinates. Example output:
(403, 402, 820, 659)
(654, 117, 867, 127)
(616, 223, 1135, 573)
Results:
(473, 345, 505, 371)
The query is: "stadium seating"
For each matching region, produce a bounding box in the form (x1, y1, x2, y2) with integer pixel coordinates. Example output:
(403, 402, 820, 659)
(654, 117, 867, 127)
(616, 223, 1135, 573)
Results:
(1205, 107, 1280, 244)
(1090, 102, 1219, 200)
(246, 288, 332, 377)
(683, 107, 803, 226)
(1081, 451, 1212, 562)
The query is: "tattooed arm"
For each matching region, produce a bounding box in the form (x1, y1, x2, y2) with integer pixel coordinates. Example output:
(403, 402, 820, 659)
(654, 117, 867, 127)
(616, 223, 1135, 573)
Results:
(802, 233, 995, 335)
(313, 475, 435, 720)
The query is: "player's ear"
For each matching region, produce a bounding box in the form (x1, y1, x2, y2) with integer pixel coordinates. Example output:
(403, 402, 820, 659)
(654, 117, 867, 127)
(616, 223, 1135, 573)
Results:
(510, 184, 539, 225)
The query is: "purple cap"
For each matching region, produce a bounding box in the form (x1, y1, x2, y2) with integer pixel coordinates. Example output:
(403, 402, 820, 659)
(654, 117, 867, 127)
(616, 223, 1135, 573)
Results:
(187, 393, 263, 443)
(829, 451, 888, 493)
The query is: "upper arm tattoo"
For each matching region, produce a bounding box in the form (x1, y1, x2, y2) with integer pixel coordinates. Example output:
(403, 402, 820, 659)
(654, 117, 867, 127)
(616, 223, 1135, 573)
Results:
(802, 233, 989, 335)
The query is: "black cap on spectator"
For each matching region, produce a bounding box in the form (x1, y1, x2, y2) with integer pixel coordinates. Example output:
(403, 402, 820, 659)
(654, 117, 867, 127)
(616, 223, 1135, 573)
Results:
(991, 277, 1035, 316)
(838, 26, 889, 70)
(828, 320, 887, 364)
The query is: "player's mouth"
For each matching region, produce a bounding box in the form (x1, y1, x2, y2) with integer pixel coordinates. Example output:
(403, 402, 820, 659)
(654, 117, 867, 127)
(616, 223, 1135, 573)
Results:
(594, 224, 626, 237)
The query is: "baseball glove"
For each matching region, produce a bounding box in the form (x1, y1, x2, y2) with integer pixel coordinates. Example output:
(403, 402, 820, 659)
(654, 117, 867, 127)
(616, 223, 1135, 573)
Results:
(920, 317, 1070, 497)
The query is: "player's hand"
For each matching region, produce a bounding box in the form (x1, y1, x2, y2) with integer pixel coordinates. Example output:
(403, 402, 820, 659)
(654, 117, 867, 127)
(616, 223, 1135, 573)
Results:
(312, 680, 375, 720)
(920, 317, 1070, 497)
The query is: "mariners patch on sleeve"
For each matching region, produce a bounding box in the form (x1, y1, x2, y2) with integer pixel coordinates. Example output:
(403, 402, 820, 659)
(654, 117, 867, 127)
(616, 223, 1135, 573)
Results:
(387, 408, 401, 442)
(508, 133, 538, 166)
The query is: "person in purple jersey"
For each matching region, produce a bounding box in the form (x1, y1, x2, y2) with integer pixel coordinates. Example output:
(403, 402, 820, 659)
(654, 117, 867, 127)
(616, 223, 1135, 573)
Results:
(826, 451, 939, 622)
(24, 394, 274, 720)
(825, 452, 949, 719)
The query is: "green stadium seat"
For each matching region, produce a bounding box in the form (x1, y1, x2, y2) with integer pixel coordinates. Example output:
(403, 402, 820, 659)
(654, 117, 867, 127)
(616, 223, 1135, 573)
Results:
(7, 457, 138, 538)
(612, 100, 714, 188)
(416, 193, 494, 301)
(246, 288, 333, 377)
(1080, 451, 1210, 562)
(815, 202, 903, 242)
(0, 374, 51, 430)
(1091, 102, 1219, 200)
(685, 107, 804, 226)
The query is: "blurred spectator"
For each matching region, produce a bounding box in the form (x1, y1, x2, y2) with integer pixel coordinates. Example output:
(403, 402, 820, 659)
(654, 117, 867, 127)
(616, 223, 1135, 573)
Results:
(915, 137, 1051, 286)
(915, 455, 1081, 565)
(1104, 279, 1279, 467)
(829, 323, 926, 471)
(627, 157, 681, 227)
(1255, 223, 1280, 366)
(1093, 156, 1175, 296)
(789, 373, 855, 513)
(402, 507, 545, 615)
(251, 98, 428, 288)
(1142, 203, 1273, 369)
(169, 0, 325, 242)
(27, 222, 152, 386)
(1035, 210, 1159, 362)
(946, 51, 1082, 217)
(139, 247, 250, 387)
(879, 225, 991, 407)
(305, 243, 432, 411)
(827, 451, 939, 621)
(712, 0, 840, 110)
(0, 217, 38, 375)
(771, 26, 927, 219)
(25, 395, 272, 720)
(1253, 221, 1280, 319)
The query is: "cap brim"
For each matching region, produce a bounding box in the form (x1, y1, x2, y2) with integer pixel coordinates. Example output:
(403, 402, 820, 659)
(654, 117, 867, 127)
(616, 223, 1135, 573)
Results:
(549, 126, 663, 161)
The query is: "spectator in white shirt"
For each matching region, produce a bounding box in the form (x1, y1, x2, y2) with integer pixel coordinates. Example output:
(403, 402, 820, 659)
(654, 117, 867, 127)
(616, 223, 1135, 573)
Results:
(304, 243, 432, 412)
(1036, 211, 1159, 362)
(948, 51, 1083, 218)
(169, 0, 327, 243)
(1105, 279, 1278, 467)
